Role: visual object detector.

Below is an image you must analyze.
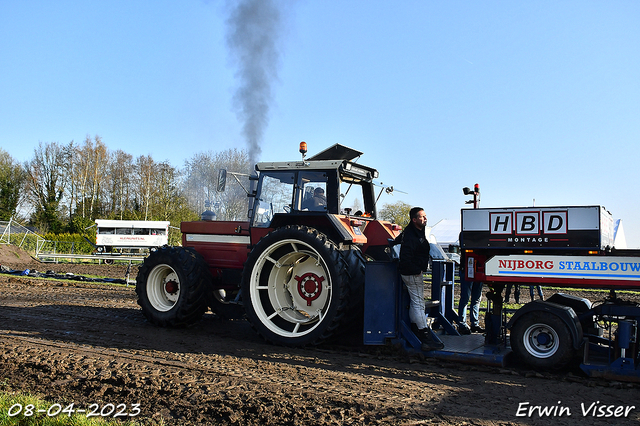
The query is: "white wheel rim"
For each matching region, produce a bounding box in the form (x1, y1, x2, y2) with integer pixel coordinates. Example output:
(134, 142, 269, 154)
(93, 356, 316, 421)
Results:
(522, 322, 559, 359)
(146, 264, 180, 312)
(249, 238, 332, 338)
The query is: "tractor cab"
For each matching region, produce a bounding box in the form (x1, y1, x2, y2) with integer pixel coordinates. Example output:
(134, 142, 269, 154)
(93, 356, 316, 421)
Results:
(250, 143, 380, 229)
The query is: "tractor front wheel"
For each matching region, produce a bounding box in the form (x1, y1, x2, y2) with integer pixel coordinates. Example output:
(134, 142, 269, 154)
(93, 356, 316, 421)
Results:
(136, 246, 210, 327)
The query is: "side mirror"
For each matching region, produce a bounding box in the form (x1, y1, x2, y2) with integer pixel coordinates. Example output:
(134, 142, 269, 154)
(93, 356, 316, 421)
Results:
(217, 169, 227, 192)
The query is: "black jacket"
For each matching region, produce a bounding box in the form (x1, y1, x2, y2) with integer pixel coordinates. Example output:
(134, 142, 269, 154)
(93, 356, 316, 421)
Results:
(395, 222, 430, 275)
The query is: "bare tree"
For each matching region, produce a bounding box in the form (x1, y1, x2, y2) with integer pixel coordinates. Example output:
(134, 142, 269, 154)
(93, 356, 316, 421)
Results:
(87, 135, 109, 217)
(24, 141, 70, 232)
(71, 138, 90, 219)
(64, 140, 77, 222)
(183, 151, 217, 215)
(108, 149, 134, 219)
(134, 155, 158, 221)
(183, 148, 250, 221)
(68, 135, 110, 220)
(219, 149, 252, 220)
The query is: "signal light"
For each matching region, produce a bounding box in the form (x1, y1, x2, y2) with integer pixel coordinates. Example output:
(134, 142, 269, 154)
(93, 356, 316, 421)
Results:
(462, 183, 480, 208)
(299, 141, 308, 161)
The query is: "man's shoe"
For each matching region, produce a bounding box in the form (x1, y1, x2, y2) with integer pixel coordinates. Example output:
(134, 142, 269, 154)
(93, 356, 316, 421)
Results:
(421, 342, 444, 351)
(418, 328, 445, 351)
(458, 323, 471, 335)
(470, 325, 485, 334)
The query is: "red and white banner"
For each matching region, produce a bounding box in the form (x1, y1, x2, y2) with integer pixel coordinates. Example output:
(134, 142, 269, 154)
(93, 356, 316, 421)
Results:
(486, 255, 640, 282)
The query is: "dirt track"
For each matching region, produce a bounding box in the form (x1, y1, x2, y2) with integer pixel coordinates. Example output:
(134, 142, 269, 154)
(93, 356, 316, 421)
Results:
(1, 245, 639, 425)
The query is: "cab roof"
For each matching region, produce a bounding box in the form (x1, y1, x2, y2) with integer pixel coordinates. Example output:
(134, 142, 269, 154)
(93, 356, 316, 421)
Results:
(307, 143, 362, 161)
(254, 144, 378, 180)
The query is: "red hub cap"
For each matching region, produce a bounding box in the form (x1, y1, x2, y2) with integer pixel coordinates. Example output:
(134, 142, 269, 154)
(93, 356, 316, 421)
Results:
(165, 280, 179, 294)
(294, 272, 324, 306)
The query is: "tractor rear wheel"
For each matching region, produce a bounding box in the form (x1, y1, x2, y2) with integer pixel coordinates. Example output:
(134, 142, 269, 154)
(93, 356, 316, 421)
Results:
(136, 246, 210, 327)
(241, 225, 365, 346)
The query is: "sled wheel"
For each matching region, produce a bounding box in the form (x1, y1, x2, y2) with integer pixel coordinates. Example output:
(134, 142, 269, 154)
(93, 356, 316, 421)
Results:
(241, 225, 365, 346)
(136, 246, 210, 327)
(510, 311, 576, 370)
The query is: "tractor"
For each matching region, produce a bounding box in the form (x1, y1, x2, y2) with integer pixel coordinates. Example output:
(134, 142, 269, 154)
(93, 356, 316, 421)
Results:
(135, 143, 402, 346)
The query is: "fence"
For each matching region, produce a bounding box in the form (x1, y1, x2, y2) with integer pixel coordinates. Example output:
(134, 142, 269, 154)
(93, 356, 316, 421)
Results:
(0, 218, 46, 254)
(0, 219, 96, 259)
(37, 240, 93, 256)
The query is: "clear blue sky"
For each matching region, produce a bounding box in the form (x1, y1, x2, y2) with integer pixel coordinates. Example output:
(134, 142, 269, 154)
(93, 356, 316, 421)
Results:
(1, 1, 639, 247)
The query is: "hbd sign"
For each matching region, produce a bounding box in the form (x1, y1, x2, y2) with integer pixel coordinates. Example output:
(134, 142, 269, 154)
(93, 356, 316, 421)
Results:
(462, 206, 611, 249)
(490, 210, 567, 236)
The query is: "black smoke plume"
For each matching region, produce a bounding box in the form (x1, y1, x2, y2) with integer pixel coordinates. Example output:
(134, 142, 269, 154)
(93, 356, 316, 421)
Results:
(226, 0, 283, 169)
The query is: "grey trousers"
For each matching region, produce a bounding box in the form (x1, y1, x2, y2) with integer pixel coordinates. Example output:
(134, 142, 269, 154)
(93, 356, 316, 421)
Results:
(401, 273, 428, 329)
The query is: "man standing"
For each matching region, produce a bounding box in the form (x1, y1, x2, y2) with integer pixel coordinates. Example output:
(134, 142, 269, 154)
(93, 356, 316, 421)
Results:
(395, 207, 444, 351)
(457, 279, 484, 334)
